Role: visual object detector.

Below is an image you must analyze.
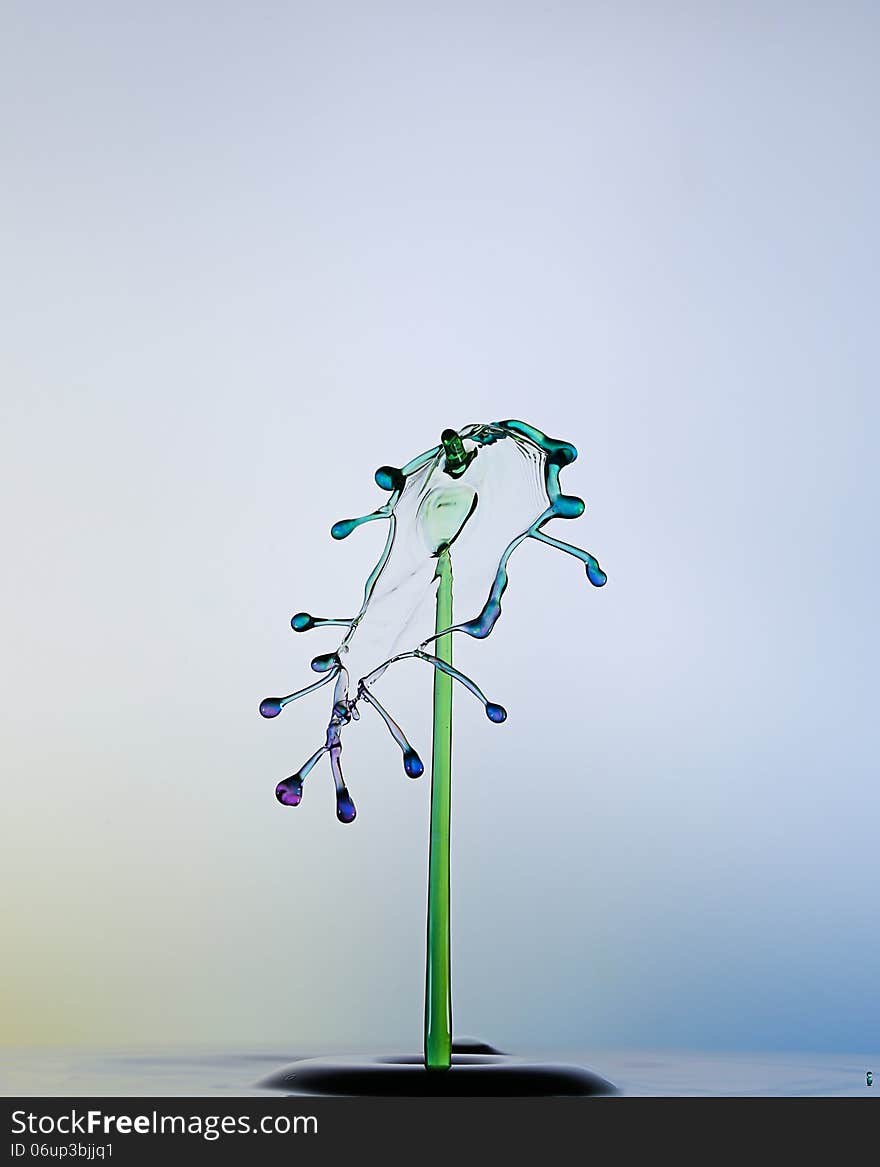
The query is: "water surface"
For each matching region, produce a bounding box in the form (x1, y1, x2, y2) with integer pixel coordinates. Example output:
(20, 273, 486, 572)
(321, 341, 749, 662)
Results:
(2, 1047, 875, 1097)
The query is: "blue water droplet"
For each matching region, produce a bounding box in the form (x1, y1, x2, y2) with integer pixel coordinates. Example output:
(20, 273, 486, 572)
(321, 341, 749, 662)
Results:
(586, 562, 607, 587)
(486, 703, 507, 723)
(403, 749, 424, 778)
(336, 789, 357, 823)
(291, 612, 314, 632)
(375, 465, 405, 492)
(276, 776, 303, 806)
(311, 652, 339, 673)
(260, 698, 282, 718)
(331, 518, 357, 540)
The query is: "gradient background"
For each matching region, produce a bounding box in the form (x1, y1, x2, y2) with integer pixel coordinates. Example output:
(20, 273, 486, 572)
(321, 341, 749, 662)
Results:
(2, 1, 877, 1058)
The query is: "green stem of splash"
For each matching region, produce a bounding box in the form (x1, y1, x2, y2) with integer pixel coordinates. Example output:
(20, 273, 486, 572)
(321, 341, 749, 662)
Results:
(425, 547, 453, 1071)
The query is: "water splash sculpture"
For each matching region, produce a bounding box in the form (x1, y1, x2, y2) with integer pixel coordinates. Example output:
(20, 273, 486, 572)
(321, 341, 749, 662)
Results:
(260, 420, 606, 1076)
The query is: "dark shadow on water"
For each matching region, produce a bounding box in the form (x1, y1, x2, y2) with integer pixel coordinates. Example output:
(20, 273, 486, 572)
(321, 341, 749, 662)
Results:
(261, 1043, 617, 1097)
(445, 1037, 505, 1056)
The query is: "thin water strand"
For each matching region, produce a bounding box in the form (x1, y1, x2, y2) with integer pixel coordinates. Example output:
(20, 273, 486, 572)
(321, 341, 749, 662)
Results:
(359, 649, 506, 723)
(358, 685, 425, 778)
(259, 667, 339, 719)
(291, 613, 354, 632)
(414, 650, 507, 722)
(530, 528, 607, 586)
(275, 745, 327, 806)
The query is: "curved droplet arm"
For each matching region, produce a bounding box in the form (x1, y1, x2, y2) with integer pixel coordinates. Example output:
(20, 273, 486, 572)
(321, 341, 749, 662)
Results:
(357, 684, 425, 778)
(359, 649, 506, 722)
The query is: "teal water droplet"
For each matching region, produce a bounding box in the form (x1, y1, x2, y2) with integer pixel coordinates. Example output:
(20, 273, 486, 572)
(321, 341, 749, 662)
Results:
(311, 652, 339, 673)
(375, 465, 405, 492)
(291, 612, 314, 631)
(548, 444, 577, 467)
(555, 494, 585, 519)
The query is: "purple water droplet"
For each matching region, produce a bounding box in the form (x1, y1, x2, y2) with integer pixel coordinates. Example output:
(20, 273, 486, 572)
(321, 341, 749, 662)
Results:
(276, 776, 303, 806)
(336, 788, 356, 823)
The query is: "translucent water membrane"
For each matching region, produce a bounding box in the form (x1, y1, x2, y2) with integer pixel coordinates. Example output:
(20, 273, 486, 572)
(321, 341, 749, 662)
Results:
(260, 421, 606, 822)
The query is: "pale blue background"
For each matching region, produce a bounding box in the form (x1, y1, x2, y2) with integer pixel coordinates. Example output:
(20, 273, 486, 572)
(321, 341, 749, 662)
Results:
(1, 2, 877, 1057)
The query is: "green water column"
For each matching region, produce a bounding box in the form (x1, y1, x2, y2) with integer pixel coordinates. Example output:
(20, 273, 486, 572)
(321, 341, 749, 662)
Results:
(425, 546, 453, 1070)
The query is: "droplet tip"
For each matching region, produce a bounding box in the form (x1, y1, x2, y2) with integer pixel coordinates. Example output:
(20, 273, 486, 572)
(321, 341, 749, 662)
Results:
(375, 465, 405, 492)
(330, 519, 354, 540)
(311, 653, 339, 673)
(336, 791, 357, 824)
(275, 778, 303, 806)
(403, 749, 424, 778)
(586, 564, 608, 587)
